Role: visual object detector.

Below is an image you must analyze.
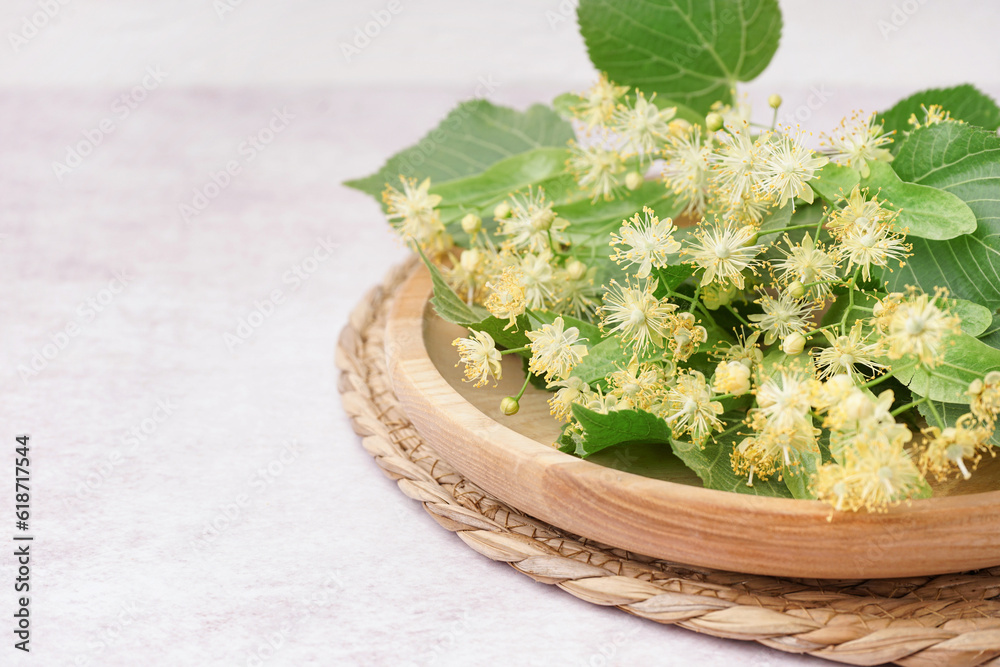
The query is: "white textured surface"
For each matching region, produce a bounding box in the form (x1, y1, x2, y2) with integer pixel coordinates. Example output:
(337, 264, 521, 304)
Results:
(0, 85, 840, 667)
(1, 2, 997, 665)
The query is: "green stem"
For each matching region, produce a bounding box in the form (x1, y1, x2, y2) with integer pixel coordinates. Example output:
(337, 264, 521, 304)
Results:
(514, 373, 532, 401)
(501, 346, 529, 355)
(839, 268, 862, 333)
(688, 283, 702, 313)
(724, 303, 750, 327)
(891, 397, 927, 417)
(759, 223, 823, 236)
(922, 370, 945, 429)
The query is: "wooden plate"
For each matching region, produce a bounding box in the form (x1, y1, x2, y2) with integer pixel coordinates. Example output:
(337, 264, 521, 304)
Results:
(385, 263, 1000, 578)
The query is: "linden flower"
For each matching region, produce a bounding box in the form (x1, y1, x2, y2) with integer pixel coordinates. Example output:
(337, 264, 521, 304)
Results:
(721, 189, 773, 226)
(772, 234, 840, 299)
(572, 73, 629, 129)
(827, 186, 893, 238)
(498, 187, 567, 253)
(824, 388, 912, 453)
(710, 98, 753, 128)
(908, 104, 955, 130)
(526, 316, 589, 382)
(611, 92, 676, 157)
(839, 218, 910, 281)
(659, 371, 724, 443)
(684, 222, 764, 290)
(484, 267, 527, 330)
(710, 121, 766, 202)
(599, 278, 677, 357)
(872, 291, 905, 334)
(885, 290, 959, 366)
(383, 175, 442, 230)
(547, 376, 590, 422)
(813, 322, 886, 380)
(452, 330, 502, 387)
(812, 440, 923, 513)
(713, 360, 752, 396)
(755, 366, 815, 437)
(718, 329, 764, 371)
(748, 291, 816, 345)
(919, 414, 995, 481)
(568, 141, 626, 202)
(609, 206, 682, 279)
(821, 112, 894, 178)
(666, 312, 707, 362)
(447, 248, 488, 304)
(662, 125, 712, 215)
(969, 371, 1000, 425)
(519, 251, 558, 310)
(609, 361, 665, 411)
(756, 131, 828, 209)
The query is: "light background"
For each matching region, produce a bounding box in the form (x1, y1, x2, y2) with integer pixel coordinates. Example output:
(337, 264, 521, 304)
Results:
(1, 2, 997, 666)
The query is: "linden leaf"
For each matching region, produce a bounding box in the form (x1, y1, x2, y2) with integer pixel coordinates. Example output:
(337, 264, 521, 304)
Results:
(861, 161, 977, 240)
(344, 100, 574, 199)
(879, 84, 1000, 142)
(887, 122, 1000, 310)
(569, 405, 673, 457)
(577, 0, 783, 115)
(808, 163, 861, 204)
(669, 422, 792, 498)
(894, 332, 1000, 403)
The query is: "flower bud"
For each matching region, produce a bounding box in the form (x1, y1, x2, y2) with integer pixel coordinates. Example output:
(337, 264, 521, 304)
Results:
(739, 226, 759, 246)
(493, 201, 511, 219)
(460, 248, 482, 274)
(768, 94, 783, 109)
(787, 280, 805, 299)
(565, 259, 588, 281)
(625, 171, 644, 190)
(705, 112, 724, 132)
(782, 332, 806, 356)
(500, 396, 520, 416)
(460, 213, 482, 235)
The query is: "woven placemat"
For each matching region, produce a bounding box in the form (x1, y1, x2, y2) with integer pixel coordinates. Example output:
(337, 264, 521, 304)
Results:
(336, 261, 1000, 667)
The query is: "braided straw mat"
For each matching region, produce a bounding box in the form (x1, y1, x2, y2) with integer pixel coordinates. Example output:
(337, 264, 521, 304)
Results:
(336, 261, 1000, 667)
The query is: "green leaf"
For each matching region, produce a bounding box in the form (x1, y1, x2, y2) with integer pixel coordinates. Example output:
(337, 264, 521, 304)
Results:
(570, 336, 629, 385)
(570, 405, 673, 457)
(431, 147, 577, 227)
(562, 179, 684, 241)
(950, 298, 993, 337)
(418, 248, 489, 325)
(344, 100, 575, 198)
(980, 311, 1000, 349)
(860, 161, 977, 240)
(887, 122, 1000, 309)
(895, 333, 1000, 403)
(552, 92, 579, 120)
(669, 423, 792, 498)
(783, 448, 819, 500)
(879, 84, 1000, 140)
(809, 163, 860, 203)
(576, 0, 783, 115)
